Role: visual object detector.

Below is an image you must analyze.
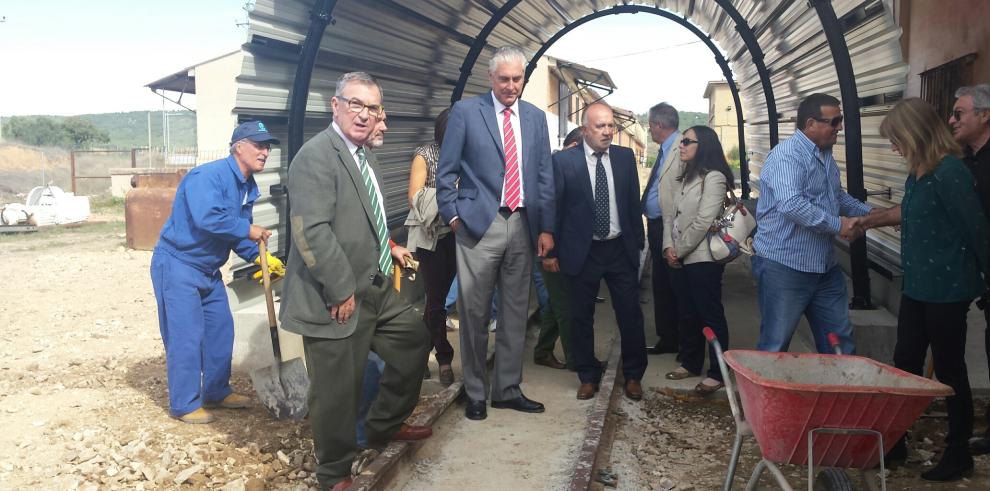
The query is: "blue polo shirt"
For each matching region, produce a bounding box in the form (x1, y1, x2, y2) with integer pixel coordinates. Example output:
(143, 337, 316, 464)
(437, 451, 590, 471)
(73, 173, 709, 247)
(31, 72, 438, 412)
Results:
(156, 156, 260, 273)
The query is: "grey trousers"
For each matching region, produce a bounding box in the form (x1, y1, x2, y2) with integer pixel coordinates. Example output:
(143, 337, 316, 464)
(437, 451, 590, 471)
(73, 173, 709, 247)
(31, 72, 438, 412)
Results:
(455, 210, 534, 402)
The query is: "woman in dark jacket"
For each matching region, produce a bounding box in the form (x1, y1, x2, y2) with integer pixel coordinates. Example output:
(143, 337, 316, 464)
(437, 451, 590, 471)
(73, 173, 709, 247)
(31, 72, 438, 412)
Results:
(862, 97, 990, 482)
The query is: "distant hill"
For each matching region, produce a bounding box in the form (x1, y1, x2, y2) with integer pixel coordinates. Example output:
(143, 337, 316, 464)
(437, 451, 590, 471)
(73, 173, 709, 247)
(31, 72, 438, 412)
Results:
(636, 111, 710, 165)
(81, 111, 196, 149)
(1, 111, 196, 150)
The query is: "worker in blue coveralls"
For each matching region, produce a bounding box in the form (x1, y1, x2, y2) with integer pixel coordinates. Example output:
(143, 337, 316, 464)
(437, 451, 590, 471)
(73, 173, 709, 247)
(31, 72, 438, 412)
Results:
(150, 121, 285, 424)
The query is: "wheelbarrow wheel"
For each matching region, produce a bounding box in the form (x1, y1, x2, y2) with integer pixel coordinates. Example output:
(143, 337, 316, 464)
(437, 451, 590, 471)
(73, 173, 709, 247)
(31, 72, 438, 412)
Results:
(814, 468, 854, 491)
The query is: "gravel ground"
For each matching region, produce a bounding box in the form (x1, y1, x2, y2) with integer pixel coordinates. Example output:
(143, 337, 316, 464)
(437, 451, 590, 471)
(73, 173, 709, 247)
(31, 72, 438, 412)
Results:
(608, 387, 990, 490)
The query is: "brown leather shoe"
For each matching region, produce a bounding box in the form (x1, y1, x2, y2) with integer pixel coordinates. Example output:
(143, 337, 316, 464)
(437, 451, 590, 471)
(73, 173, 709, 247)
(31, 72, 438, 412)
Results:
(576, 383, 599, 400)
(328, 478, 353, 491)
(534, 354, 567, 370)
(390, 423, 433, 441)
(624, 380, 643, 401)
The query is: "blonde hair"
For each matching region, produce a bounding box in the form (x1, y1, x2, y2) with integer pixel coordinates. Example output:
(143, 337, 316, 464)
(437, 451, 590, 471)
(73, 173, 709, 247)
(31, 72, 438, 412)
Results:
(879, 98, 961, 174)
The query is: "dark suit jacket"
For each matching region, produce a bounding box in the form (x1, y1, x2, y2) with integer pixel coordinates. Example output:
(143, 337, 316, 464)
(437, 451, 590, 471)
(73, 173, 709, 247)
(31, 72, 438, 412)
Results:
(553, 144, 645, 276)
(436, 92, 555, 247)
(279, 127, 386, 339)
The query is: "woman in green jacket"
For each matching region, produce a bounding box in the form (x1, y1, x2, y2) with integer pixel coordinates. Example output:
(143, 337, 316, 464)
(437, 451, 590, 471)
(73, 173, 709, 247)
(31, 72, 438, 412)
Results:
(862, 97, 990, 482)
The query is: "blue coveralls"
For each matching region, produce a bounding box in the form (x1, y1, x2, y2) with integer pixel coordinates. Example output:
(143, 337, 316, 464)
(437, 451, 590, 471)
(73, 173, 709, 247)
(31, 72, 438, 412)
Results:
(150, 156, 260, 417)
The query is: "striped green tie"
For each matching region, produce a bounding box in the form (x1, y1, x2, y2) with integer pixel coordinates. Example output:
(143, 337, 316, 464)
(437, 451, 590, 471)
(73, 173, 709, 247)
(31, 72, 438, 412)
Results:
(356, 147, 392, 275)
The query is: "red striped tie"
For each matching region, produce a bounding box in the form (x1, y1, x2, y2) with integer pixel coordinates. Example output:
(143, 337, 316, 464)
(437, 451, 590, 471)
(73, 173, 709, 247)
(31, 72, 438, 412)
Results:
(501, 107, 521, 211)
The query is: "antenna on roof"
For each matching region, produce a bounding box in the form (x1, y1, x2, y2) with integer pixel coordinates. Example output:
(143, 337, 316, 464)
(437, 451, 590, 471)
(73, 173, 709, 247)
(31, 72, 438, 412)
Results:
(236, 2, 254, 28)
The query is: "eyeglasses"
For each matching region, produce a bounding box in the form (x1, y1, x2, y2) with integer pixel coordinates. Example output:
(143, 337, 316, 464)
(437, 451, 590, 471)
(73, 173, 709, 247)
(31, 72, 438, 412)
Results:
(951, 109, 971, 121)
(679, 138, 699, 146)
(337, 96, 385, 119)
(812, 115, 844, 127)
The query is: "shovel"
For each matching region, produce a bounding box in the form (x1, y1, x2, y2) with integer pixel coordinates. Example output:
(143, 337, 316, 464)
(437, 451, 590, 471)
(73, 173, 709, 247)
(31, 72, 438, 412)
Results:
(249, 240, 309, 421)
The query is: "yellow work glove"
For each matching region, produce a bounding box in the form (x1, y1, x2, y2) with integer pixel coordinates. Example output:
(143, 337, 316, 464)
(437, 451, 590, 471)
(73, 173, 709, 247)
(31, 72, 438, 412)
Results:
(252, 252, 285, 282)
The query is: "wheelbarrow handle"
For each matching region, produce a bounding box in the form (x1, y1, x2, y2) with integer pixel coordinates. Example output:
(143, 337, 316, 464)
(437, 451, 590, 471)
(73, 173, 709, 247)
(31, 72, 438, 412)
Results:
(827, 332, 842, 355)
(703, 326, 717, 343)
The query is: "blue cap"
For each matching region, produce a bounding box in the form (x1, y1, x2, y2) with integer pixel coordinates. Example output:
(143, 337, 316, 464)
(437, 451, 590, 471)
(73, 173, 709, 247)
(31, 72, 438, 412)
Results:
(230, 120, 280, 145)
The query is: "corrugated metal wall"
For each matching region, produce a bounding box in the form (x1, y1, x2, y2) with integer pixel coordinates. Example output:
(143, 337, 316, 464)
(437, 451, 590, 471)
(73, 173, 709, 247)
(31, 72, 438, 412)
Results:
(234, 0, 910, 268)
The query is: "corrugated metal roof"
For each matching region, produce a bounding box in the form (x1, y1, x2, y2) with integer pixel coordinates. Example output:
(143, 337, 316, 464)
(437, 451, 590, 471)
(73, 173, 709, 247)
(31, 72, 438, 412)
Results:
(234, 0, 909, 268)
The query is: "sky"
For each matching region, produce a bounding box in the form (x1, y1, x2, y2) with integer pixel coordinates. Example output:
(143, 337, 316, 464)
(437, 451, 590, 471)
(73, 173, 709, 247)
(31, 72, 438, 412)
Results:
(0, 2, 724, 117)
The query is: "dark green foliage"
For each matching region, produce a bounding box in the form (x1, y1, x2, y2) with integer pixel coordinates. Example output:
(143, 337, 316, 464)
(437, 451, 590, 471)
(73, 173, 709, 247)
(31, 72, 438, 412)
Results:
(0, 111, 195, 150)
(3, 116, 109, 148)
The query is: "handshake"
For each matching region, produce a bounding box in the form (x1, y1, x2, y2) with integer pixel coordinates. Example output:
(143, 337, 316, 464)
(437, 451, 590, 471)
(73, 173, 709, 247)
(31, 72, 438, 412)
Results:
(839, 216, 867, 242)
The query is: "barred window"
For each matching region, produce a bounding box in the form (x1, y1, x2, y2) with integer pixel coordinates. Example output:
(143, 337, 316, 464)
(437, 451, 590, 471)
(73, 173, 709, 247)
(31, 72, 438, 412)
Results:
(919, 53, 977, 119)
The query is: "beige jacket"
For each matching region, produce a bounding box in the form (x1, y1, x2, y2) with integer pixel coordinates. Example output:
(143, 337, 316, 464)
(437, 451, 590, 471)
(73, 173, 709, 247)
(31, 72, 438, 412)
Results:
(660, 166, 728, 265)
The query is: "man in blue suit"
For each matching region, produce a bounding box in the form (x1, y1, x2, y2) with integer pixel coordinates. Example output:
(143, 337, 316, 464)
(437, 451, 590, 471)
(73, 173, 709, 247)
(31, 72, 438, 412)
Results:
(437, 46, 556, 421)
(543, 103, 647, 401)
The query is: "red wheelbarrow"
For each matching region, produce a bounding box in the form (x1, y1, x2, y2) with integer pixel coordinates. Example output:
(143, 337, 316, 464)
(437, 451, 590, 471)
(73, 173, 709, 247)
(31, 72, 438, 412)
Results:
(703, 328, 953, 491)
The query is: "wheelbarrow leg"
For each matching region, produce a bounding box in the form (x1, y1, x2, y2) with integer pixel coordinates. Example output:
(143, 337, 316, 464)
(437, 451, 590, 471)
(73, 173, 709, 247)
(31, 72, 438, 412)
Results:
(745, 459, 794, 491)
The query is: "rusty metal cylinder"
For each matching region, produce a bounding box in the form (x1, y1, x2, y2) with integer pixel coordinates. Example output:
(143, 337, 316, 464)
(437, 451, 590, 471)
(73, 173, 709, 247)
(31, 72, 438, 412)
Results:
(124, 170, 187, 250)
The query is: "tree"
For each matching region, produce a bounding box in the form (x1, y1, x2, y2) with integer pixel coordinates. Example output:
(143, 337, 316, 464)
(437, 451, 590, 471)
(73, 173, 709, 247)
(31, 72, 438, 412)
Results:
(63, 117, 110, 147)
(1, 115, 110, 148)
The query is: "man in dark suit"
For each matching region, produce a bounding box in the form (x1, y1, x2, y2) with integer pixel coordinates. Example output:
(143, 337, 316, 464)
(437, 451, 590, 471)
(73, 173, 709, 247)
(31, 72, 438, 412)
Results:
(436, 46, 556, 421)
(641, 102, 682, 354)
(279, 72, 431, 491)
(544, 102, 647, 401)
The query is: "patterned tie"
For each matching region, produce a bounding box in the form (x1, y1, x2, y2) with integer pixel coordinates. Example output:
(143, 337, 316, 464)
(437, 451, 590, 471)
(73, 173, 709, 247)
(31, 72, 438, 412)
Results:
(356, 147, 392, 274)
(593, 152, 610, 239)
(501, 108, 522, 211)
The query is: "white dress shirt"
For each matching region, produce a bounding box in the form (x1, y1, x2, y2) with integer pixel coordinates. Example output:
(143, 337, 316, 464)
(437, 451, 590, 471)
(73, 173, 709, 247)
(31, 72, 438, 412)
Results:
(583, 141, 621, 240)
(492, 92, 525, 207)
(333, 122, 387, 221)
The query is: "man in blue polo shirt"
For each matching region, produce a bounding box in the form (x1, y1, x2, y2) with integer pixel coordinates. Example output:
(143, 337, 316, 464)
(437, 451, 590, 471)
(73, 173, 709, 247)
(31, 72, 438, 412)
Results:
(151, 121, 285, 424)
(753, 93, 872, 355)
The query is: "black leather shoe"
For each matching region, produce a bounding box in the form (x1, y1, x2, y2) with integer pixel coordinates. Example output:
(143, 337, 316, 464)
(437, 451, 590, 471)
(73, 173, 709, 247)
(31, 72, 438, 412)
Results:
(465, 399, 487, 420)
(491, 394, 545, 413)
(971, 437, 990, 456)
(646, 343, 677, 355)
(921, 447, 974, 482)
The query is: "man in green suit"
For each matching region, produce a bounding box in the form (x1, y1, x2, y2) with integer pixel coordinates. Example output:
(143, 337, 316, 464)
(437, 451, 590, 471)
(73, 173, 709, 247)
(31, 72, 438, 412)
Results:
(279, 71, 432, 491)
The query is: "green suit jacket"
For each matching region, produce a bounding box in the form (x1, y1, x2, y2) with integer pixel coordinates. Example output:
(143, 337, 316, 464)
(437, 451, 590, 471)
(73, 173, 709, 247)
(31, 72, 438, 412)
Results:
(279, 126, 388, 339)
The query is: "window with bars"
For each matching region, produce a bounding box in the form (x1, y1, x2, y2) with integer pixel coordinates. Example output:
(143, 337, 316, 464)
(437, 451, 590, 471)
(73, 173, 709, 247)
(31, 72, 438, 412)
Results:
(919, 53, 977, 119)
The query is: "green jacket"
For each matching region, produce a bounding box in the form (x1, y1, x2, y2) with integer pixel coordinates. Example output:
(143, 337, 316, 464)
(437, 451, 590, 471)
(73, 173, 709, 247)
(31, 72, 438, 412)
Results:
(279, 127, 388, 339)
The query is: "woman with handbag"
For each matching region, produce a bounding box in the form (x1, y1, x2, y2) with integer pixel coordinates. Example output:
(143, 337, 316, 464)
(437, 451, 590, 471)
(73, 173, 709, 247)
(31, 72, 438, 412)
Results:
(860, 98, 990, 481)
(659, 125, 735, 395)
(404, 108, 457, 387)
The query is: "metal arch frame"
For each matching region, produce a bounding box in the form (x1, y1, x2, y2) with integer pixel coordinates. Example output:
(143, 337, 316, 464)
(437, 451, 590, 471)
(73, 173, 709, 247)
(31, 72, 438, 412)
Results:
(450, 0, 525, 103)
(285, 0, 337, 257)
(712, 0, 779, 147)
(813, 0, 872, 309)
(281, 0, 870, 302)
(522, 4, 752, 198)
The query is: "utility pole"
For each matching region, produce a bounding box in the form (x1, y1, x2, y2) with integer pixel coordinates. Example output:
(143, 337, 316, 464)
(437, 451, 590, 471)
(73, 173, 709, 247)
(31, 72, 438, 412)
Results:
(147, 111, 152, 166)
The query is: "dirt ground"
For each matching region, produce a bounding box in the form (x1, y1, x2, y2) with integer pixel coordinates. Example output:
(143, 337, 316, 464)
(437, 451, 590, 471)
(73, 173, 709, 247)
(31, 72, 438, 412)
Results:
(0, 210, 323, 490)
(609, 387, 990, 490)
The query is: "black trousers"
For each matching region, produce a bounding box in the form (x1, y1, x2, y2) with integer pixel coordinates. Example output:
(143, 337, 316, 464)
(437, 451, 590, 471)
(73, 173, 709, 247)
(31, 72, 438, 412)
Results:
(416, 233, 457, 366)
(669, 261, 728, 381)
(894, 295, 973, 451)
(567, 238, 648, 384)
(981, 294, 990, 436)
(647, 218, 679, 349)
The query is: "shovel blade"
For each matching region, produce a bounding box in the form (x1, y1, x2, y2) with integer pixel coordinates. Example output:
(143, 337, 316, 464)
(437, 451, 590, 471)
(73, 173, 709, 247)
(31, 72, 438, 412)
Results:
(250, 358, 310, 421)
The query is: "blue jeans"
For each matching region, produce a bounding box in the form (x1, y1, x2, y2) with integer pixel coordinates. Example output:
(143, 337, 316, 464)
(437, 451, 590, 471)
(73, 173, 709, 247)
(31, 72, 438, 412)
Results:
(355, 351, 386, 448)
(531, 259, 550, 315)
(752, 256, 855, 354)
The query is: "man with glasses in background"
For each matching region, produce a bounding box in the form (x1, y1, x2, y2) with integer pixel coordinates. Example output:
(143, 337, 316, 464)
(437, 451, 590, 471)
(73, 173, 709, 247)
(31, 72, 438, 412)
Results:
(948, 84, 990, 456)
(279, 72, 431, 491)
(751, 93, 873, 355)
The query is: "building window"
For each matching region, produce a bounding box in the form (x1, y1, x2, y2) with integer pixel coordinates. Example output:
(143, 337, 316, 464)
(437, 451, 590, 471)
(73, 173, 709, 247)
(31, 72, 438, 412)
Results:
(919, 53, 977, 119)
